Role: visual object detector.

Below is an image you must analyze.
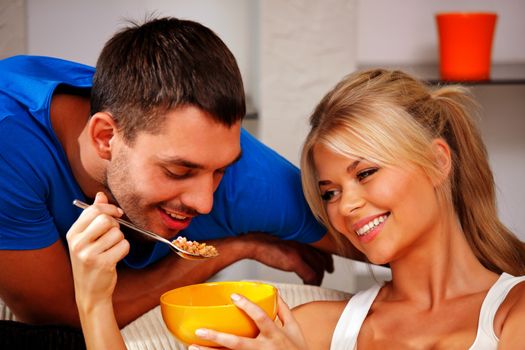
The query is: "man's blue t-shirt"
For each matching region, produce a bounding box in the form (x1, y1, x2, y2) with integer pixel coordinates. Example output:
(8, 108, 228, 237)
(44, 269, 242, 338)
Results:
(0, 55, 325, 268)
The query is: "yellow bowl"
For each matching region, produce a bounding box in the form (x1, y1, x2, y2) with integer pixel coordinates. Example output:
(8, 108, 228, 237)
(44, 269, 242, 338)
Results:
(160, 281, 278, 347)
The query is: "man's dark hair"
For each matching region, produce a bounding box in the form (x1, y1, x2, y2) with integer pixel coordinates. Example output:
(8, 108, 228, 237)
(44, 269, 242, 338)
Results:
(91, 16, 246, 142)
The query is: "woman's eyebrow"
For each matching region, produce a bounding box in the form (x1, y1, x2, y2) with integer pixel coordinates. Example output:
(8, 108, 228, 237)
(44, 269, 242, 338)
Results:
(318, 179, 331, 186)
(347, 159, 361, 173)
(317, 159, 362, 186)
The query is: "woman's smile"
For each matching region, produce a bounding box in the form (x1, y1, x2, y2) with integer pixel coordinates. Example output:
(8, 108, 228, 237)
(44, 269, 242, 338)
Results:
(353, 213, 390, 243)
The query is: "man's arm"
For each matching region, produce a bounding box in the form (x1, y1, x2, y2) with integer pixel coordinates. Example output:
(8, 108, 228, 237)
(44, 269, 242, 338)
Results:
(0, 231, 339, 328)
(0, 242, 78, 325)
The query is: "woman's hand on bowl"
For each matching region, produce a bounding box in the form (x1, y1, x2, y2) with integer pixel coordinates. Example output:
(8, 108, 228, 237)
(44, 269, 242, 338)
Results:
(189, 293, 308, 350)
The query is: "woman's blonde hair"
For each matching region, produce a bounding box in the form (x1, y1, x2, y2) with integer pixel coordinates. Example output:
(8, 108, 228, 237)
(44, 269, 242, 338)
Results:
(301, 69, 525, 275)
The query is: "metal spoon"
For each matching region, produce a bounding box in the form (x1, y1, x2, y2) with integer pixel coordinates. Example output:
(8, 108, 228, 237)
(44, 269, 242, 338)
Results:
(72, 199, 215, 260)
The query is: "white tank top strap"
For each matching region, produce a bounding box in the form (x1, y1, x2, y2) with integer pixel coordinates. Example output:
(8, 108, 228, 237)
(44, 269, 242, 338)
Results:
(469, 273, 525, 349)
(330, 283, 382, 350)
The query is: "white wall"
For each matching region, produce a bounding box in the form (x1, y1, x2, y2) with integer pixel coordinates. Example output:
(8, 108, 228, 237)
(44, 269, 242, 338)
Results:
(26, 0, 258, 108)
(472, 85, 525, 238)
(0, 0, 26, 59)
(258, 0, 358, 167)
(356, 0, 525, 65)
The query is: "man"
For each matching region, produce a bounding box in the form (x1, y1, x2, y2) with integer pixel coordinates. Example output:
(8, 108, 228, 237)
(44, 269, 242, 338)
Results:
(0, 17, 340, 328)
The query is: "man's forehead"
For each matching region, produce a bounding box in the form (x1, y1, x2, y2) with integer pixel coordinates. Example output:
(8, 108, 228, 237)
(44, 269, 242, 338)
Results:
(134, 106, 242, 168)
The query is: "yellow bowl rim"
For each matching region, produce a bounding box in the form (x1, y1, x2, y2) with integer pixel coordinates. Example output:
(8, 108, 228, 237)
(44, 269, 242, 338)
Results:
(160, 281, 277, 309)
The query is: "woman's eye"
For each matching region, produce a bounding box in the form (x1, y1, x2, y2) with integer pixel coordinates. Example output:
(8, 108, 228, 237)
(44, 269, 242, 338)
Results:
(321, 189, 340, 202)
(357, 168, 378, 181)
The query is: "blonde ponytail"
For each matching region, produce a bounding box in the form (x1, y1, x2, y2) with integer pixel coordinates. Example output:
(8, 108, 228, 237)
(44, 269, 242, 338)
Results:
(431, 88, 525, 275)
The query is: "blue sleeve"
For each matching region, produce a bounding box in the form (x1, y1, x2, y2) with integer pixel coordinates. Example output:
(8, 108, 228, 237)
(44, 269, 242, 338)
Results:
(0, 114, 60, 250)
(181, 129, 326, 243)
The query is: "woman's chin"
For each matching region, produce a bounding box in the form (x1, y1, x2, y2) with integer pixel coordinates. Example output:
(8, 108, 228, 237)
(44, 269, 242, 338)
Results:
(365, 252, 392, 266)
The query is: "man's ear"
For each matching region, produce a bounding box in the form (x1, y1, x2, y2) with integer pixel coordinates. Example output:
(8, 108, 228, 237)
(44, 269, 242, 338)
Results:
(88, 112, 117, 161)
(431, 138, 452, 186)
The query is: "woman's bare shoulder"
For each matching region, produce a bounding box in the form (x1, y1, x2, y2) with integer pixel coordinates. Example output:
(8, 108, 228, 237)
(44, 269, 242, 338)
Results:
(496, 279, 525, 347)
(292, 299, 350, 350)
(292, 299, 349, 316)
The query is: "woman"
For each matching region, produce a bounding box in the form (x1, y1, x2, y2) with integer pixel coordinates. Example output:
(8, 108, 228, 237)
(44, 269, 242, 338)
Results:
(190, 69, 525, 349)
(69, 69, 525, 349)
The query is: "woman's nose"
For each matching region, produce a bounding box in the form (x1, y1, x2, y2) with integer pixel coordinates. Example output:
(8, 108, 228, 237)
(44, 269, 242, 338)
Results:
(338, 186, 365, 216)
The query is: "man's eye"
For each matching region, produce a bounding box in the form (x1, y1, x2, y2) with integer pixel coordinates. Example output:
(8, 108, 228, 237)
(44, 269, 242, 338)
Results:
(164, 168, 191, 179)
(321, 190, 339, 202)
(357, 168, 378, 181)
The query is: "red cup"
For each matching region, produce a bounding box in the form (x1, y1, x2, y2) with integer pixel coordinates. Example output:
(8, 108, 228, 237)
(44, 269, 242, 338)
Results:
(436, 12, 497, 81)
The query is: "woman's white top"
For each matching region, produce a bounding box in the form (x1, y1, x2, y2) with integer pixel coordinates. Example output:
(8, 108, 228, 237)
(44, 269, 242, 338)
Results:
(331, 273, 525, 350)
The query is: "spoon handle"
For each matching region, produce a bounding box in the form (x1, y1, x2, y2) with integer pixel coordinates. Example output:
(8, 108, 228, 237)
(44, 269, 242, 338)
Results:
(71, 199, 205, 260)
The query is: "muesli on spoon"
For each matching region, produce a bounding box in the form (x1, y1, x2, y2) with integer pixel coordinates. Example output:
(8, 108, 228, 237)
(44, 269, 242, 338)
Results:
(172, 236, 219, 258)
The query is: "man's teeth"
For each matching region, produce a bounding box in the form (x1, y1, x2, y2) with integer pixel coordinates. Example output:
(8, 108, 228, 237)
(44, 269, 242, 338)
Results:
(356, 215, 388, 236)
(164, 210, 187, 220)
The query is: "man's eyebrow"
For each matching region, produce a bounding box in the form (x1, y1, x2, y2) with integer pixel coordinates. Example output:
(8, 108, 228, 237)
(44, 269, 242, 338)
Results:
(158, 150, 243, 170)
(157, 156, 204, 169)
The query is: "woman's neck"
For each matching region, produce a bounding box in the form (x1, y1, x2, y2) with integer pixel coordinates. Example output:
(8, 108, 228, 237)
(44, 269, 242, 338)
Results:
(383, 211, 498, 308)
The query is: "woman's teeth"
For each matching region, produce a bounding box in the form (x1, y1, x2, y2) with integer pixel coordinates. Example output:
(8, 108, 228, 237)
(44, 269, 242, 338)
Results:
(356, 215, 388, 236)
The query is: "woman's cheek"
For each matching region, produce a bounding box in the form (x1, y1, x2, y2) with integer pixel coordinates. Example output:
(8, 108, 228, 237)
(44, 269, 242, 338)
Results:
(327, 207, 346, 234)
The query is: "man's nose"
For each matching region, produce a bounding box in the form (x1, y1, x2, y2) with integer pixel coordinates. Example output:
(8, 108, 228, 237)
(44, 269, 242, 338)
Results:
(183, 175, 215, 215)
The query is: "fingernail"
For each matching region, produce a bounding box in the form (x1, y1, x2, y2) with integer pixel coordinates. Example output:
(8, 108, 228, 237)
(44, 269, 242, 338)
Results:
(188, 346, 199, 350)
(117, 207, 124, 215)
(231, 293, 241, 302)
(195, 328, 208, 337)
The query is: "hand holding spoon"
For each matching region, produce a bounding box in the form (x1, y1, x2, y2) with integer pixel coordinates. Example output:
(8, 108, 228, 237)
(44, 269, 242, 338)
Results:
(72, 199, 218, 260)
